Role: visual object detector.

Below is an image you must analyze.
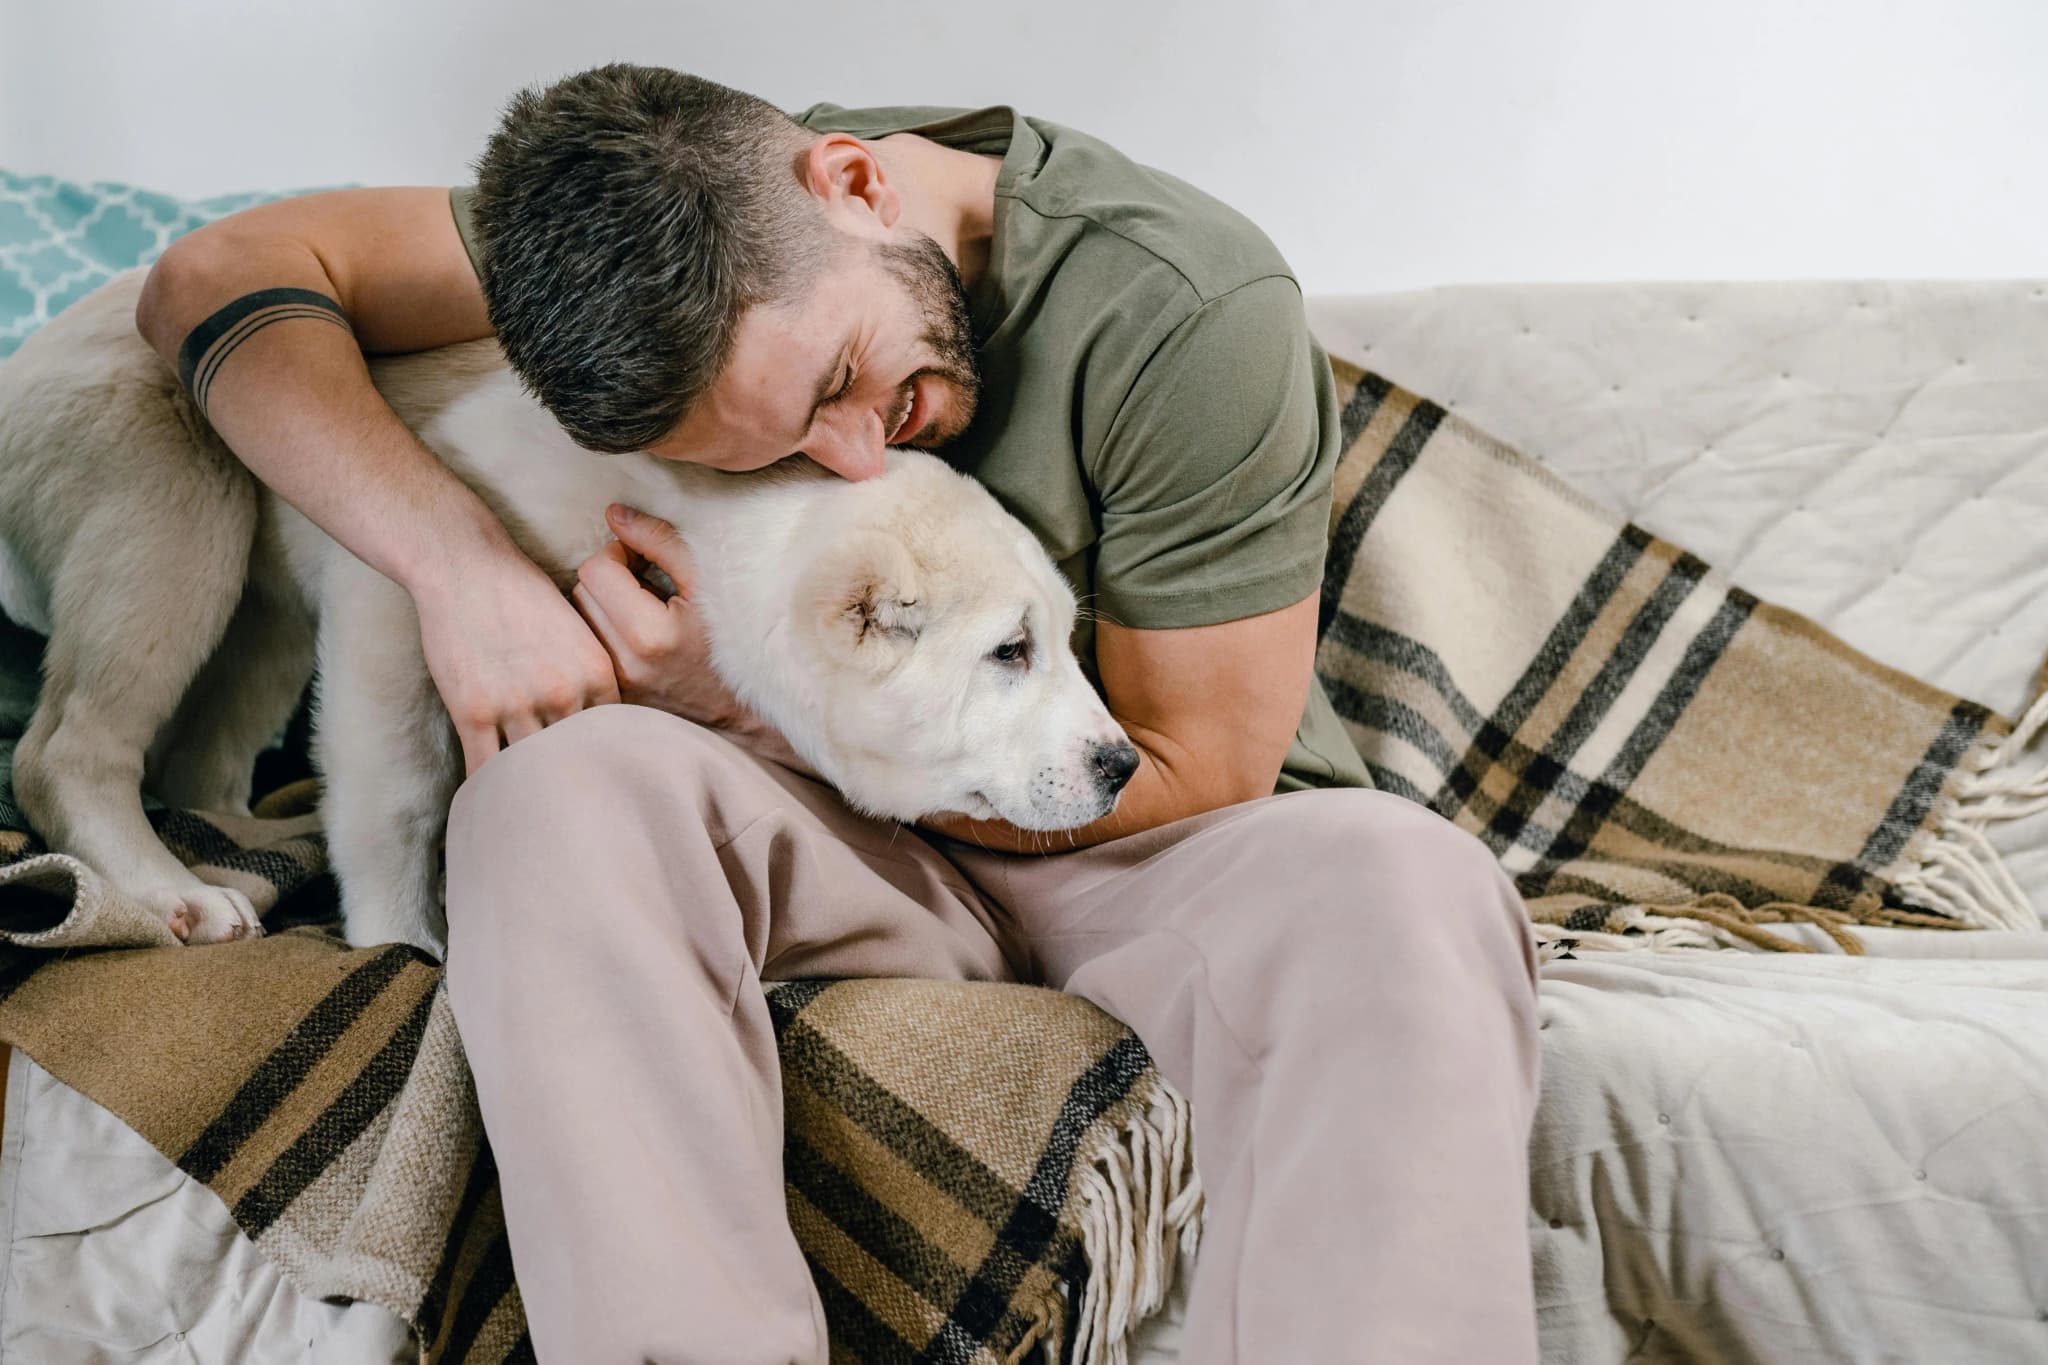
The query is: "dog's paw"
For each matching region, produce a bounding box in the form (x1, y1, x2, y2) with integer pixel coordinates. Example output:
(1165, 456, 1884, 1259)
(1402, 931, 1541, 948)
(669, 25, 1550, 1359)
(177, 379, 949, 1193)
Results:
(145, 884, 264, 945)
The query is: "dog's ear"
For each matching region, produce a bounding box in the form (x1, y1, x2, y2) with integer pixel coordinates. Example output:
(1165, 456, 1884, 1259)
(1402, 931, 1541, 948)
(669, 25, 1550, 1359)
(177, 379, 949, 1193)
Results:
(805, 530, 924, 665)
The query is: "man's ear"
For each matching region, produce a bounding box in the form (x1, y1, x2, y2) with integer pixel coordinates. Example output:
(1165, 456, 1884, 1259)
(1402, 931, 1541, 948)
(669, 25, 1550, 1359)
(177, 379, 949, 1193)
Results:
(801, 133, 899, 234)
(804, 530, 923, 667)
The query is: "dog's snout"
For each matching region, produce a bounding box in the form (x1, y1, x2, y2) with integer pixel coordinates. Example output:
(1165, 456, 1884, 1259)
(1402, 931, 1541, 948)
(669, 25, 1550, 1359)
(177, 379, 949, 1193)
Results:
(1090, 740, 1141, 795)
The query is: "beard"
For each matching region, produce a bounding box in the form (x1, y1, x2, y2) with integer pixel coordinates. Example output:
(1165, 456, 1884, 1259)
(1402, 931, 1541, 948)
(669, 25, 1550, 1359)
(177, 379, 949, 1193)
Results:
(875, 232, 983, 446)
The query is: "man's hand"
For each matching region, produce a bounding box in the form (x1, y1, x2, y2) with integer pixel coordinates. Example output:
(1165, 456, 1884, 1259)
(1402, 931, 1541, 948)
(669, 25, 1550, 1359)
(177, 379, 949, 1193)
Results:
(411, 552, 622, 775)
(570, 505, 806, 768)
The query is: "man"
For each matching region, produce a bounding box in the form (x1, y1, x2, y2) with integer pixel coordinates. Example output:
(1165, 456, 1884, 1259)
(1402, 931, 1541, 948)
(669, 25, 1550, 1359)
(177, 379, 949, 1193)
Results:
(136, 66, 1540, 1363)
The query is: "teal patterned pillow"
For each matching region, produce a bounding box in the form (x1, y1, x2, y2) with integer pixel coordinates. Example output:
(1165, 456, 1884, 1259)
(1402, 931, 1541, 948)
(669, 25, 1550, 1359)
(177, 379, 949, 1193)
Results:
(0, 171, 310, 359)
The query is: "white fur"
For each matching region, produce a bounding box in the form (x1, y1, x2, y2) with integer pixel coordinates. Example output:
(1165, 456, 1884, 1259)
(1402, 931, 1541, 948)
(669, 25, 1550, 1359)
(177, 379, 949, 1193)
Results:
(0, 270, 1132, 955)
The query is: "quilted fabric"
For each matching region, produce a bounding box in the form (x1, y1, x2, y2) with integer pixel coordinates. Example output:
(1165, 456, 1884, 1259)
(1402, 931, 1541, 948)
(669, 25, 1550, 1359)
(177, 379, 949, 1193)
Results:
(1308, 283, 2048, 914)
(1306, 283, 2048, 717)
(1533, 945, 2048, 1362)
(0, 1053, 415, 1364)
(0, 170, 302, 359)
(1314, 360, 2034, 950)
(1312, 283, 2048, 1364)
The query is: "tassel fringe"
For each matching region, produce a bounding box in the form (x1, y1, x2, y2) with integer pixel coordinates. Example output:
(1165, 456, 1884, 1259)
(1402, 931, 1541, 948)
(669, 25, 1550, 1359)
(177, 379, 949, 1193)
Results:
(1034, 1075, 1205, 1365)
(1892, 687, 2048, 932)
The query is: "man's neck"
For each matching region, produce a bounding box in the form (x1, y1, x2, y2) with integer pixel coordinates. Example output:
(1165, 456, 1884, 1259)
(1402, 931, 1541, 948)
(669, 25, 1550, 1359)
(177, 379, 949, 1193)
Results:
(871, 134, 1002, 289)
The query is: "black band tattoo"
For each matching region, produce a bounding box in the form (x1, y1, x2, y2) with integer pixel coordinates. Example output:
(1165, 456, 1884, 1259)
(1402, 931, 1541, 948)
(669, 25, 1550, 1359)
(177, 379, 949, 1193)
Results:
(175, 288, 353, 415)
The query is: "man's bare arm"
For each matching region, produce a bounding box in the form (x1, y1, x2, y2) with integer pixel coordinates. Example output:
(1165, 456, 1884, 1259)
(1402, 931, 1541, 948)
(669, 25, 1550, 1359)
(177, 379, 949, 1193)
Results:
(135, 189, 620, 772)
(925, 595, 1317, 853)
(137, 189, 492, 584)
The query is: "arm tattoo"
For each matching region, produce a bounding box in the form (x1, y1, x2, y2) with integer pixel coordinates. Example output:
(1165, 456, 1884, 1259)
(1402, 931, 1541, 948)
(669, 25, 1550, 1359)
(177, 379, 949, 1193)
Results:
(175, 287, 353, 416)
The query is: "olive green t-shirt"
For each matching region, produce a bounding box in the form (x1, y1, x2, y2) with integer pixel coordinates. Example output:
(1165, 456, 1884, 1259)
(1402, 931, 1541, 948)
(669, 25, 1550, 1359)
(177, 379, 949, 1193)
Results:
(448, 104, 1369, 792)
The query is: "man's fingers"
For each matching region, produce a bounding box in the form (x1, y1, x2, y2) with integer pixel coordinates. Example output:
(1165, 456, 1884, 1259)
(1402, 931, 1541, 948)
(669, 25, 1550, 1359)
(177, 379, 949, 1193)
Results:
(576, 542, 658, 606)
(500, 712, 545, 747)
(606, 505, 697, 586)
(593, 538, 644, 574)
(570, 580, 635, 670)
(456, 722, 500, 778)
(585, 669, 624, 710)
(575, 547, 671, 642)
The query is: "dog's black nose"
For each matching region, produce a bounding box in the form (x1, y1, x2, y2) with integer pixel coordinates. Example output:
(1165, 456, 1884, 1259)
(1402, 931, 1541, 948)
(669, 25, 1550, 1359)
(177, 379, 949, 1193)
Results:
(1090, 740, 1141, 795)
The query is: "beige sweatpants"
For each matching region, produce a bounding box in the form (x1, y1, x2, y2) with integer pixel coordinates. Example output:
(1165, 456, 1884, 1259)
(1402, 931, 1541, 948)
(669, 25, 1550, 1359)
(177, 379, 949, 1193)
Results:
(442, 705, 1541, 1365)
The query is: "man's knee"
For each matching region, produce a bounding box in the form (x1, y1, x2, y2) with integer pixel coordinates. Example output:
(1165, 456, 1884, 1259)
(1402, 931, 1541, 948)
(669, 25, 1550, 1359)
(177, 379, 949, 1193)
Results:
(1222, 789, 1534, 990)
(442, 706, 751, 953)
(1237, 788, 1508, 900)
(1193, 792, 1539, 1093)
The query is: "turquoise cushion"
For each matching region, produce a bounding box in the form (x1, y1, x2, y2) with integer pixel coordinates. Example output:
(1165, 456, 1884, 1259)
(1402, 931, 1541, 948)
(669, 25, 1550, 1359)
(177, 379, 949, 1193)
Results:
(0, 171, 308, 359)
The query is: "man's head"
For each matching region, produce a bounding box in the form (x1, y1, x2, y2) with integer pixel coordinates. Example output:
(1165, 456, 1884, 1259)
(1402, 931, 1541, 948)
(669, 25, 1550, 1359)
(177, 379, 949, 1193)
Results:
(472, 65, 982, 478)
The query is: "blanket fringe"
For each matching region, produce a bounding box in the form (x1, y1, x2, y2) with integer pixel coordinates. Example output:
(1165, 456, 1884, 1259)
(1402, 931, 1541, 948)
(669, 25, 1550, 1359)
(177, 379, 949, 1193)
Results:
(1038, 1073, 1205, 1365)
(1892, 687, 2048, 932)
(1535, 906, 1812, 956)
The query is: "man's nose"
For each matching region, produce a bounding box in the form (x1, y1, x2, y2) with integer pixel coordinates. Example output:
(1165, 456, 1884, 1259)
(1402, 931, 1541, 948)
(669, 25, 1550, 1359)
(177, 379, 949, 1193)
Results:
(806, 406, 888, 480)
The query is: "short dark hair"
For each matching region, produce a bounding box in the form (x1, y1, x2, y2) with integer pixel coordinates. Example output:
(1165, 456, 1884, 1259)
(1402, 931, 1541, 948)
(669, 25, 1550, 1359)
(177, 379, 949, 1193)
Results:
(471, 64, 831, 452)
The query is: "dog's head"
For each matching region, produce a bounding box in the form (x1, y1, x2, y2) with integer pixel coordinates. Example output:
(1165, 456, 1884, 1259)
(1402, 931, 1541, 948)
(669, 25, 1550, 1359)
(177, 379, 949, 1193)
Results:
(781, 455, 1137, 831)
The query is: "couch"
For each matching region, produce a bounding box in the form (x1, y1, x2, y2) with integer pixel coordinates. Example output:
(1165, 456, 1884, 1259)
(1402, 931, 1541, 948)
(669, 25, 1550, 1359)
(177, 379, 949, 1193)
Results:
(6, 280, 2047, 1364)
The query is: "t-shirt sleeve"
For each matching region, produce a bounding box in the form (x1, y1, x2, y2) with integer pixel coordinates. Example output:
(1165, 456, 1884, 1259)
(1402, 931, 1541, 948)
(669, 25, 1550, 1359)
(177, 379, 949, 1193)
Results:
(448, 185, 483, 277)
(1088, 274, 1339, 630)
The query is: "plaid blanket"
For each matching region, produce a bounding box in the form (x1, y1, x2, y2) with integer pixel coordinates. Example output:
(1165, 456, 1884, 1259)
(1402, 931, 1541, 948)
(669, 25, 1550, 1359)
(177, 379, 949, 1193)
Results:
(0, 614, 1198, 1362)
(1318, 360, 2048, 954)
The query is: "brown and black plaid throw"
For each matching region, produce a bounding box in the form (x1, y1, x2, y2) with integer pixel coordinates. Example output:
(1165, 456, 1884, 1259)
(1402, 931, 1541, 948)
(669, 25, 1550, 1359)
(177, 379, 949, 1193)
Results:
(0, 622, 1198, 1363)
(1317, 359, 2048, 953)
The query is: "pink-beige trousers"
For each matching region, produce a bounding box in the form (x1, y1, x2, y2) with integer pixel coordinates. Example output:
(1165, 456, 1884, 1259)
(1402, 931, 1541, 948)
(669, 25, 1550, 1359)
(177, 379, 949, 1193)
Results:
(442, 705, 1541, 1365)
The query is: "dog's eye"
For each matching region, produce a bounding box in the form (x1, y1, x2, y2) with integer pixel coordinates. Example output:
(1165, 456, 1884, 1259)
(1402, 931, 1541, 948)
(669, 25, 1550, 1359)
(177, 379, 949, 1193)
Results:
(989, 638, 1029, 668)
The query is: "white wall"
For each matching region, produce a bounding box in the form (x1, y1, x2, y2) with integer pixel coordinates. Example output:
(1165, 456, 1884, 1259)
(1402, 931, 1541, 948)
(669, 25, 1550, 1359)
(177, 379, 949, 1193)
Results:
(3, 0, 2043, 294)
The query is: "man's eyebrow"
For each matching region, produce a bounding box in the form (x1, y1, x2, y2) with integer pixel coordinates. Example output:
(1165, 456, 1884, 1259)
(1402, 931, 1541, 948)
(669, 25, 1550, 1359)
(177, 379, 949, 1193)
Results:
(797, 338, 853, 440)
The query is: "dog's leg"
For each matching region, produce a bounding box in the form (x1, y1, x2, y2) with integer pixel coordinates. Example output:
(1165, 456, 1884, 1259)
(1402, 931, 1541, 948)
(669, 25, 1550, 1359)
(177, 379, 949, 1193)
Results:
(145, 571, 316, 816)
(314, 558, 460, 957)
(13, 491, 266, 944)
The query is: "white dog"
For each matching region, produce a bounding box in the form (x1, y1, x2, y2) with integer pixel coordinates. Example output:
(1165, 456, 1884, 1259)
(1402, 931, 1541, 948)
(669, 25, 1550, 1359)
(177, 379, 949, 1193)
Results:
(0, 271, 1137, 956)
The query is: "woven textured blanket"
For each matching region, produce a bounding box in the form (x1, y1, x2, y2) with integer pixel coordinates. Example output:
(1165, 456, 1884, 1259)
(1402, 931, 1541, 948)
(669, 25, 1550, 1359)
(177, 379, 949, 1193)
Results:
(1318, 359, 2048, 953)
(0, 606, 1198, 1362)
